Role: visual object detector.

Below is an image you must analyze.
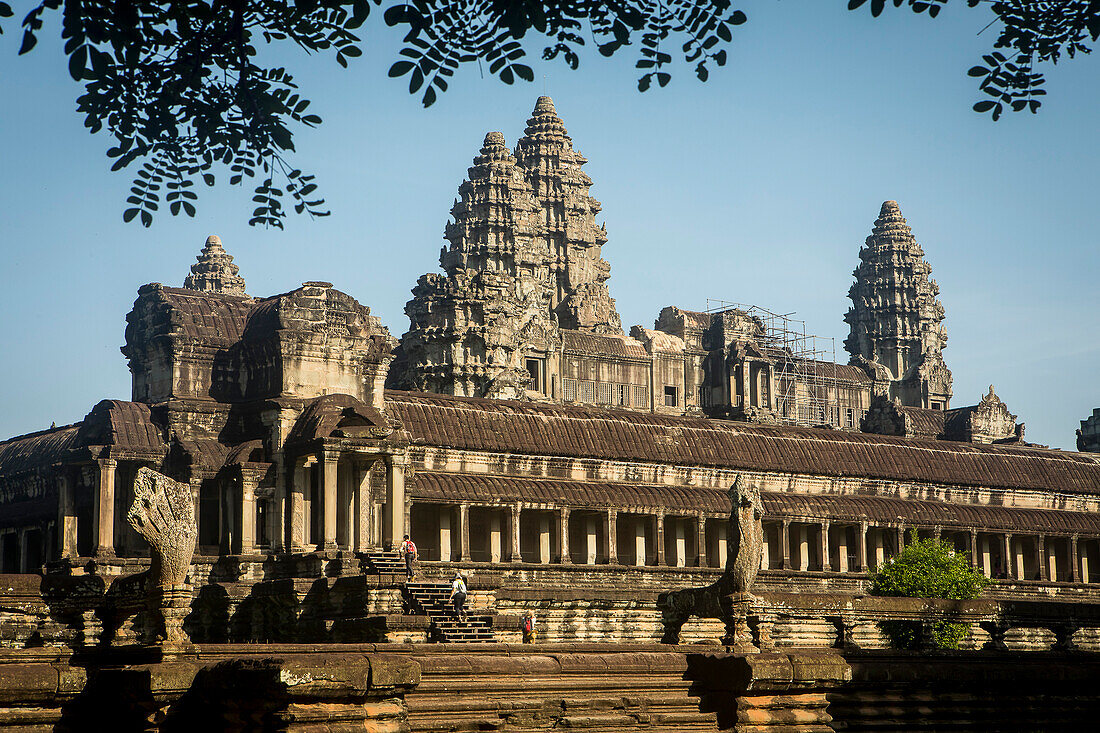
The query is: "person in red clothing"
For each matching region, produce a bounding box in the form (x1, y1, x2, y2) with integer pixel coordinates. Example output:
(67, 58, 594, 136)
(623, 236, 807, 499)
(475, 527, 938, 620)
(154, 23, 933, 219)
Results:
(399, 534, 417, 580)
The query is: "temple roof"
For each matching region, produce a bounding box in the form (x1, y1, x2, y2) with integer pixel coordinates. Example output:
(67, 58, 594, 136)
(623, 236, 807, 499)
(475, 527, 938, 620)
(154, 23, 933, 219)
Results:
(0, 424, 80, 478)
(385, 390, 1100, 494)
(127, 284, 253, 345)
(562, 331, 648, 359)
(287, 393, 391, 447)
(75, 400, 166, 456)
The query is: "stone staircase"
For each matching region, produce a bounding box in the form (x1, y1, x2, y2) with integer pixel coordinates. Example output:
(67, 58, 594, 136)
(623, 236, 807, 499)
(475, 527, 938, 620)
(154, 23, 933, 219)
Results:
(404, 581, 495, 643)
(363, 550, 407, 576)
(405, 647, 722, 732)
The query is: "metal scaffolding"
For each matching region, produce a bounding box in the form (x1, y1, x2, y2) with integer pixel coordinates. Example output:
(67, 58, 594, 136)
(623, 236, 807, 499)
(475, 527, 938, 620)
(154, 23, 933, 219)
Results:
(704, 299, 840, 428)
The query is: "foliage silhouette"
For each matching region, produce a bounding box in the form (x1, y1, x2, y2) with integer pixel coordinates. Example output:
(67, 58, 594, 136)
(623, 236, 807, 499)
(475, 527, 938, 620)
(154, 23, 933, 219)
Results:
(2, 1, 1097, 226)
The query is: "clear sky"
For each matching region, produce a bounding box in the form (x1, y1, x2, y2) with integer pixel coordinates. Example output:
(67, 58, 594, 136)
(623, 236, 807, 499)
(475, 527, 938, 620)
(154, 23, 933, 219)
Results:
(1, 2, 1097, 449)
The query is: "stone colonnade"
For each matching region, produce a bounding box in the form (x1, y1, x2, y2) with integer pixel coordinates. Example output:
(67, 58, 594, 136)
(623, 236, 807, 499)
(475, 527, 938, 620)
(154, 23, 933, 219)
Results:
(26, 458, 1100, 585)
(404, 500, 1100, 582)
(39, 449, 411, 563)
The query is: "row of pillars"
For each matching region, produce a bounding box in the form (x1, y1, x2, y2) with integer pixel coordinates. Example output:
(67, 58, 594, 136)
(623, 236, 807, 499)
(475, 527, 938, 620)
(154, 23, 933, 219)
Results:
(281, 450, 407, 554)
(423, 506, 715, 567)
(43, 458, 1099, 582)
(53, 452, 410, 560)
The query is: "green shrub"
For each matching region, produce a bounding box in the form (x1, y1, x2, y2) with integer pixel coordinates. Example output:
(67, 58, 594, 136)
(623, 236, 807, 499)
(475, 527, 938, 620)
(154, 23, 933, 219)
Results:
(870, 533, 988, 650)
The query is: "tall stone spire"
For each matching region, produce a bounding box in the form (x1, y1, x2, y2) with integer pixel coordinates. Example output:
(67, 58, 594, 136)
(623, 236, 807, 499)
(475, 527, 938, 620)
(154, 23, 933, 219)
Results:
(183, 235, 247, 296)
(844, 201, 952, 409)
(514, 96, 622, 334)
(393, 132, 554, 399)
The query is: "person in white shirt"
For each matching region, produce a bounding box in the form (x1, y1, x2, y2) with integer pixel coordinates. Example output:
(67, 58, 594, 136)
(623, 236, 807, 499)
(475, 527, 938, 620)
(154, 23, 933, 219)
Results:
(449, 572, 467, 620)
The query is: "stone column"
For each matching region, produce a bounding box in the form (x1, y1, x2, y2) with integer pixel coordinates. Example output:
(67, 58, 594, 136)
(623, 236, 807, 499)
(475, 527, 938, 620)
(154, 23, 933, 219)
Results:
(835, 524, 849, 573)
(270, 457, 286, 553)
(780, 520, 790, 570)
(57, 472, 78, 559)
(716, 522, 727, 569)
(695, 515, 706, 568)
(820, 521, 831, 572)
(94, 458, 117, 557)
(538, 513, 552, 564)
(320, 450, 339, 551)
(457, 503, 470, 562)
(760, 523, 770, 571)
(219, 479, 234, 555)
(1038, 535, 1049, 581)
(873, 529, 885, 568)
(970, 530, 979, 570)
(1081, 542, 1091, 584)
(655, 514, 666, 567)
(291, 461, 308, 552)
(1014, 536, 1026, 580)
(856, 522, 867, 572)
(340, 463, 354, 551)
(439, 508, 452, 562)
(240, 476, 256, 555)
(489, 512, 503, 563)
(1004, 534, 1014, 579)
(607, 509, 618, 564)
(672, 518, 687, 568)
(356, 462, 372, 553)
(510, 504, 522, 562)
(1045, 536, 1058, 582)
(1070, 536, 1080, 583)
(896, 526, 906, 555)
(559, 507, 571, 564)
(585, 515, 598, 565)
(634, 517, 647, 567)
(19, 529, 29, 573)
(383, 455, 406, 551)
(981, 534, 992, 577)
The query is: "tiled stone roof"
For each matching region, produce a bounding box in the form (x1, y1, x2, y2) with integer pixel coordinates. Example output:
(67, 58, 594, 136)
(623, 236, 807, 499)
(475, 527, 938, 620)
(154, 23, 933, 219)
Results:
(562, 331, 648, 359)
(75, 400, 166, 456)
(138, 285, 253, 344)
(898, 405, 947, 439)
(780, 359, 873, 385)
(410, 472, 1100, 535)
(0, 424, 80, 478)
(287, 393, 390, 446)
(386, 391, 1100, 494)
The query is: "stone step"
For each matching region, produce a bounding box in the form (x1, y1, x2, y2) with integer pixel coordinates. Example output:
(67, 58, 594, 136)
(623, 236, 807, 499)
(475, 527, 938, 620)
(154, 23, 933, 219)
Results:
(364, 551, 407, 574)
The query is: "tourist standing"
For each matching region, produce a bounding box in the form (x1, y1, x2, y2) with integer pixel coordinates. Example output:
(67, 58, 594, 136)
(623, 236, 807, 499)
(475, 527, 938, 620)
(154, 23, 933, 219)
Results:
(399, 534, 417, 580)
(449, 572, 468, 621)
(522, 611, 537, 643)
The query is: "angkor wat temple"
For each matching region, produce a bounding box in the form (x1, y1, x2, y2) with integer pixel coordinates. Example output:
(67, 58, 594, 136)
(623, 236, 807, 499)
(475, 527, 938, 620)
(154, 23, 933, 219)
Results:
(2, 98, 1100, 731)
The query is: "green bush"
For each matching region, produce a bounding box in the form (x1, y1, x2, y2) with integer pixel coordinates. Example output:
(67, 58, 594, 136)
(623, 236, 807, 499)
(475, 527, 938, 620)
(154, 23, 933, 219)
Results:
(870, 534, 988, 650)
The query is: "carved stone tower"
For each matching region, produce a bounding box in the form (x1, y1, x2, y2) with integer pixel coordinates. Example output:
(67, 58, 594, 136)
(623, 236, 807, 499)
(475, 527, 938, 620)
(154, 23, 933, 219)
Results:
(844, 201, 952, 409)
(183, 235, 247, 296)
(394, 98, 626, 399)
(514, 97, 622, 334)
(394, 131, 555, 399)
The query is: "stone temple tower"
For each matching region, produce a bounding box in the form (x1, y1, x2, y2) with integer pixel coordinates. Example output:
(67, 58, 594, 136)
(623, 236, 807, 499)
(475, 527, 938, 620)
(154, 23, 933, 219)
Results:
(183, 235, 247, 296)
(514, 96, 621, 334)
(844, 201, 952, 409)
(394, 130, 557, 399)
(392, 98, 624, 400)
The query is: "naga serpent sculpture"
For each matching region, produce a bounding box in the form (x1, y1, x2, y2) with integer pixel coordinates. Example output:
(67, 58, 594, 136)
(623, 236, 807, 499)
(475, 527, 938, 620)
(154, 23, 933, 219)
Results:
(126, 467, 197, 646)
(657, 474, 764, 647)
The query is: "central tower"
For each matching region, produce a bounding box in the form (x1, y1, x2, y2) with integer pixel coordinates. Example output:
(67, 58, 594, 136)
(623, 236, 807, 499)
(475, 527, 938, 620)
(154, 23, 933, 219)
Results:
(392, 98, 623, 400)
(844, 201, 952, 409)
(513, 96, 621, 334)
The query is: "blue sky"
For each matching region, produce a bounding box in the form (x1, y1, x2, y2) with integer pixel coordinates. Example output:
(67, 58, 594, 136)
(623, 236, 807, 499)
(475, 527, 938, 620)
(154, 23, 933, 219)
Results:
(1, 1, 1097, 449)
